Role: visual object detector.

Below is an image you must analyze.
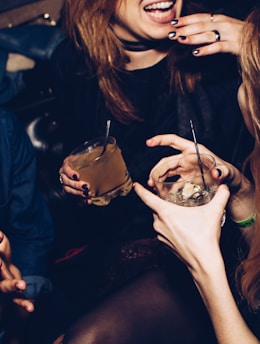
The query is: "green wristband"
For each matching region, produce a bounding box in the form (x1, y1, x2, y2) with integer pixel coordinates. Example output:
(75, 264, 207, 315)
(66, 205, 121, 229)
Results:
(234, 213, 256, 228)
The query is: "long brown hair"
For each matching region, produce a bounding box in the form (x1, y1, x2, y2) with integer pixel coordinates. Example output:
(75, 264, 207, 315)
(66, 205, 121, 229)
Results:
(62, 0, 205, 124)
(237, 6, 260, 310)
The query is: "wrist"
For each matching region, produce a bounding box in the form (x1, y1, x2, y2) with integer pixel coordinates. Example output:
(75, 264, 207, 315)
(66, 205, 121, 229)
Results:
(231, 213, 256, 229)
(228, 186, 254, 223)
(188, 246, 225, 281)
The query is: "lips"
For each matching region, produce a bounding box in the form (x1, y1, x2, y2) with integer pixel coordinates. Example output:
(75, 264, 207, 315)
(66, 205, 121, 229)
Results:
(144, 1, 175, 22)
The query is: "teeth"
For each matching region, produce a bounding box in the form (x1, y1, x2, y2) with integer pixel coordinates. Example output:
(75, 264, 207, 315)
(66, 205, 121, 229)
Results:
(144, 1, 174, 11)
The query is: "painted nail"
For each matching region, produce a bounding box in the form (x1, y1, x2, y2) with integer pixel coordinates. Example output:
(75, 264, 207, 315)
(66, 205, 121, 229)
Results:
(171, 19, 178, 25)
(168, 31, 176, 39)
(216, 168, 222, 177)
(82, 184, 89, 191)
(192, 49, 200, 55)
(179, 35, 186, 40)
(83, 190, 89, 197)
(72, 174, 78, 181)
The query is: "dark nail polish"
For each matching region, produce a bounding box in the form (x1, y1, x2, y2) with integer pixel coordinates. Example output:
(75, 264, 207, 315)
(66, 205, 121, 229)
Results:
(217, 168, 222, 177)
(171, 19, 178, 25)
(83, 190, 89, 197)
(168, 31, 176, 39)
(82, 184, 89, 191)
(179, 35, 186, 40)
(72, 174, 78, 181)
(192, 49, 200, 55)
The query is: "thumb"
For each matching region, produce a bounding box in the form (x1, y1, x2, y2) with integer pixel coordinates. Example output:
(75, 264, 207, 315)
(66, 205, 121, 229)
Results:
(211, 184, 230, 212)
(134, 182, 164, 213)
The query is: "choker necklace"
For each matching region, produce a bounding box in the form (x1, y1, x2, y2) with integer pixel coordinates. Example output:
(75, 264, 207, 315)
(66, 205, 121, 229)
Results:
(119, 38, 165, 52)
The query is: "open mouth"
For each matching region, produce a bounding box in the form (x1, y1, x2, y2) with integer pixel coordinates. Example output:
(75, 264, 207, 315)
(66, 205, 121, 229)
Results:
(144, 1, 175, 19)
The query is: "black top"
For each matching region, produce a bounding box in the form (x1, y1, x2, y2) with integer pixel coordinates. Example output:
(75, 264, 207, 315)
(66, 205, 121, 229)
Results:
(51, 39, 259, 337)
(51, 39, 253, 240)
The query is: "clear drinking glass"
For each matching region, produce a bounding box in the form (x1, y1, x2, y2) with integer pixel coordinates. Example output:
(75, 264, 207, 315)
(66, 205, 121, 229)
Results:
(150, 153, 218, 207)
(68, 136, 132, 206)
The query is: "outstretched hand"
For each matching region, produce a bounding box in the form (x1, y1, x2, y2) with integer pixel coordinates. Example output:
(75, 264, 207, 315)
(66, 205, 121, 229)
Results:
(134, 182, 229, 272)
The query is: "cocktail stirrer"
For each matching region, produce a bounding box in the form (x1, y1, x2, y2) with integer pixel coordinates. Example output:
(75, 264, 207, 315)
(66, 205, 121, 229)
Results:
(95, 119, 111, 161)
(189, 119, 207, 190)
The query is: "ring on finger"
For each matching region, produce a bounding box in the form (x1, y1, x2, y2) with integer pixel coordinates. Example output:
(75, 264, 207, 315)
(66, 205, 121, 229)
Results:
(212, 30, 221, 42)
(59, 173, 64, 185)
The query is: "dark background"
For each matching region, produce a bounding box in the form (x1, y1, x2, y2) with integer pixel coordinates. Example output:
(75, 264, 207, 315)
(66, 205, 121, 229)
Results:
(0, 0, 41, 12)
(0, 0, 258, 14)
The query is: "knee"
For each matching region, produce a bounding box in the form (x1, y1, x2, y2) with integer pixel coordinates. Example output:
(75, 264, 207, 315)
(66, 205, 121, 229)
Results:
(62, 319, 111, 344)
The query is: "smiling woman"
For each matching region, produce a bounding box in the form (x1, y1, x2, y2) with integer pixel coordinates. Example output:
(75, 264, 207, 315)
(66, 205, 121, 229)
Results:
(143, 1, 176, 20)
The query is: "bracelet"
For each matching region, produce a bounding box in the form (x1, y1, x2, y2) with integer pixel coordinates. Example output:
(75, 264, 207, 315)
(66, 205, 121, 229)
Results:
(233, 213, 256, 228)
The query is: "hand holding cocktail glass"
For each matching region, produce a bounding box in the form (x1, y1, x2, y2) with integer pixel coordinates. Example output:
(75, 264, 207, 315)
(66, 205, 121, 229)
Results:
(149, 121, 220, 208)
(67, 135, 132, 206)
(59, 120, 132, 206)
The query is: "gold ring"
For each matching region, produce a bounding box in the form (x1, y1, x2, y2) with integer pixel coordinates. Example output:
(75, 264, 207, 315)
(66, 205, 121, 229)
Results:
(212, 30, 221, 42)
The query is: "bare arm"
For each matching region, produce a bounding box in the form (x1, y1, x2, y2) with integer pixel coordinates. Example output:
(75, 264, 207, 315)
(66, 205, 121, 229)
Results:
(134, 183, 259, 343)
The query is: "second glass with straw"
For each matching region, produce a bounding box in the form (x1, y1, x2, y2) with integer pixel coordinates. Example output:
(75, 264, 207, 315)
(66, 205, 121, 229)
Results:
(68, 120, 132, 206)
(150, 153, 218, 206)
(151, 120, 219, 207)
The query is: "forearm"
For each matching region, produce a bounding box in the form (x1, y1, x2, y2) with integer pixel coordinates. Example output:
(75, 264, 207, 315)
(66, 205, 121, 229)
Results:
(190, 256, 259, 344)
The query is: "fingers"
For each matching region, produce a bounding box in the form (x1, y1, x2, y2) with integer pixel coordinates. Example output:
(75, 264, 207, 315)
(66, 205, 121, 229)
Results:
(146, 134, 213, 158)
(145, 134, 246, 198)
(59, 159, 91, 199)
(0, 277, 26, 293)
(0, 232, 12, 264)
(169, 13, 243, 56)
(0, 261, 34, 312)
(53, 334, 65, 344)
(146, 134, 196, 152)
(211, 184, 230, 211)
(173, 13, 222, 27)
(13, 297, 34, 312)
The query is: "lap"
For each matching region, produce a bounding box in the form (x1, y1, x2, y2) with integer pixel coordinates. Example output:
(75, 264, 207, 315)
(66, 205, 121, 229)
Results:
(63, 267, 217, 344)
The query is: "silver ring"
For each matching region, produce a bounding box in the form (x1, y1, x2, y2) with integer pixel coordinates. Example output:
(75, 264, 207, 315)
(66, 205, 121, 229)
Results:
(59, 173, 64, 185)
(210, 13, 214, 22)
(212, 30, 221, 42)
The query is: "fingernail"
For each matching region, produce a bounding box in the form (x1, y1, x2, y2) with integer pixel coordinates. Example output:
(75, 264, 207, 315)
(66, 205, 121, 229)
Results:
(192, 49, 200, 55)
(179, 35, 186, 40)
(82, 184, 89, 191)
(72, 174, 78, 181)
(168, 31, 176, 39)
(171, 19, 178, 25)
(83, 190, 89, 197)
(217, 168, 222, 177)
